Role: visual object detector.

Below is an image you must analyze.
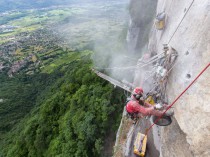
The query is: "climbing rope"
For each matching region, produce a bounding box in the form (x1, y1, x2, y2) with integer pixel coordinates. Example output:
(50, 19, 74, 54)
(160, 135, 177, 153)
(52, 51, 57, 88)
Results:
(95, 0, 195, 72)
(145, 63, 210, 135)
(167, 0, 195, 44)
(140, 0, 195, 93)
(137, 52, 165, 66)
(124, 90, 130, 98)
(95, 52, 165, 71)
(95, 65, 136, 70)
(114, 115, 140, 156)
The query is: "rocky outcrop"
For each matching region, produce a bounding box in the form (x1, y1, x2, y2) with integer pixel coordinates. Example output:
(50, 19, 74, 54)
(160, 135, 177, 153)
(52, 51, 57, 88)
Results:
(115, 0, 209, 156)
(128, 0, 210, 156)
(155, 0, 210, 156)
(127, 0, 157, 54)
(160, 118, 194, 157)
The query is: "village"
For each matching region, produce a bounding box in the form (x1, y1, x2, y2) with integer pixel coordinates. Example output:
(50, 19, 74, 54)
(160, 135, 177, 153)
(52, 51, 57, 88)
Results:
(0, 28, 64, 76)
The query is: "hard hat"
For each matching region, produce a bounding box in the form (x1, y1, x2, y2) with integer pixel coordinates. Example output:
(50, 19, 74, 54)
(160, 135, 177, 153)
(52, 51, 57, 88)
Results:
(132, 87, 143, 101)
(133, 87, 143, 95)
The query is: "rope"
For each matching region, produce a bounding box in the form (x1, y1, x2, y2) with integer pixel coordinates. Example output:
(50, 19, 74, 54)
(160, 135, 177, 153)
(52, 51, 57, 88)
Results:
(95, 0, 194, 71)
(167, 0, 195, 44)
(142, 70, 156, 84)
(95, 65, 136, 70)
(145, 63, 210, 135)
(94, 57, 158, 71)
(95, 52, 165, 71)
(141, 0, 194, 94)
(127, 119, 140, 139)
(146, 51, 178, 96)
(123, 55, 138, 62)
(124, 90, 130, 98)
(137, 52, 165, 66)
(114, 116, 140, 156)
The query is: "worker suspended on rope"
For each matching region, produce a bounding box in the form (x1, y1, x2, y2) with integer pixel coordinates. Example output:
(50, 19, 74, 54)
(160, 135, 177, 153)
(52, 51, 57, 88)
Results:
(126, 87, 171, 119)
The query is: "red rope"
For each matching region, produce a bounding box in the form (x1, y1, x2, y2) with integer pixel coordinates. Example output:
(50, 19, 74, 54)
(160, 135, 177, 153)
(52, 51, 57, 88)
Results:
(145, 63, 210, 135)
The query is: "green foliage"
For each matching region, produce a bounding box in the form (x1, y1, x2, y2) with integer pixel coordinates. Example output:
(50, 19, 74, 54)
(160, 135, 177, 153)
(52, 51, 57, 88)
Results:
(0, 53, 125, 157)
(0, 12, 28, 25)
(0, 72, 56, 134)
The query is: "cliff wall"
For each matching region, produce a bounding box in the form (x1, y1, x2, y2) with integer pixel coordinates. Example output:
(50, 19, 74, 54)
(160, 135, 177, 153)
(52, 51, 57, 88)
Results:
(157, 0, 210, 156)
(130, 0, 210, 156)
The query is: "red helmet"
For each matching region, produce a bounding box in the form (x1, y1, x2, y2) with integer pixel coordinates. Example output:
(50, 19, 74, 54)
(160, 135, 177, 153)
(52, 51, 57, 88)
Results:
(132, 87, 143, 100)
(133, 87, 143, 95)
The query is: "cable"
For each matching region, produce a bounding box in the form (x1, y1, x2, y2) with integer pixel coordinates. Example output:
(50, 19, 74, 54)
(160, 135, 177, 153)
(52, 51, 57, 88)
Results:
(145, 63, 210, 135)
(95, 52, 165, 71)
(123, 55, 139, 62)
(144, 0, 195, 94)
(95, 0, 194, 72)
(137, 52, 165, 66)
(124, 90, 130, 98)
(142, 70, 156, 84)
(94, 65, 136, 70)
(167, 0, 195, 44)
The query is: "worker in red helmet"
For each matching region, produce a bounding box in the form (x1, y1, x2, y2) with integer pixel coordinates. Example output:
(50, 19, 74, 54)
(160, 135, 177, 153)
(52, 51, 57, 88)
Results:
(126, 87, 167, 118)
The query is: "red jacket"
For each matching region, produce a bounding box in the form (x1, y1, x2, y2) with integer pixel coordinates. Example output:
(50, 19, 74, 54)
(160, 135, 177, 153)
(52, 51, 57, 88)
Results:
(126, 100, 160, 116)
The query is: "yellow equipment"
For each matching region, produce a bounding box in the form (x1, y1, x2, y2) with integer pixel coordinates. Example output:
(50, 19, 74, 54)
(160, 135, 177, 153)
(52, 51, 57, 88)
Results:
(155, 20, 165, 30)
(155, 12, 166, 30)
(145, 95, 155, 105)
(133, 132, 147, 157)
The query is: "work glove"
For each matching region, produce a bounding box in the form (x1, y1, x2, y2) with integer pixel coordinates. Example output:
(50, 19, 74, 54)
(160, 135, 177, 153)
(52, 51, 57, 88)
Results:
(140, 96, 144, 101)
(154, 103, 163, 110)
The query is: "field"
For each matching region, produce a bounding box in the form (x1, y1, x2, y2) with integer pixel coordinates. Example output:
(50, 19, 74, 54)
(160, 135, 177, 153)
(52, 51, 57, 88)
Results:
(0, 1, 128, 74)
(0, 7, 86, 39)
(0, 1, 129, 156)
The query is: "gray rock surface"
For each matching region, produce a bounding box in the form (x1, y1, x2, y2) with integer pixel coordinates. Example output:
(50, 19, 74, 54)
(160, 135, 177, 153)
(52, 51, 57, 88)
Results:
(152, 0, 210, 156)
(127, 0, 157, 54)
(160, 118, 194, 157)
(115, 0, 209, 156)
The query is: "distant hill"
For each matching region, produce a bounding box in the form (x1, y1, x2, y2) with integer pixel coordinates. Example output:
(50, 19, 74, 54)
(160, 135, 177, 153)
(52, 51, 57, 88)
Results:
(0, 0, 104, 12)
(0, 0, 73, 12)
(0, 0, 124, 12)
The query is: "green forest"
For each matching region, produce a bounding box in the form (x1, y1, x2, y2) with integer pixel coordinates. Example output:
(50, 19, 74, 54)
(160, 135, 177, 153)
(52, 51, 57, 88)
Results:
(0, 1, 128, 156)
(0, 51, 125, 157)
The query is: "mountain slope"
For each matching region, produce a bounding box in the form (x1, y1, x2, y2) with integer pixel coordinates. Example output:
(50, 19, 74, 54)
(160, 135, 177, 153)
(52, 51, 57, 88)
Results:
(0, 52, 125, 157)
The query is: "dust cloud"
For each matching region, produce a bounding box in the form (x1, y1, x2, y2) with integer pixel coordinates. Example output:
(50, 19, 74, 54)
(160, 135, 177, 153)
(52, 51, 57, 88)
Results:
(92, 0, 157, 84)
(53, 0, 157, 84)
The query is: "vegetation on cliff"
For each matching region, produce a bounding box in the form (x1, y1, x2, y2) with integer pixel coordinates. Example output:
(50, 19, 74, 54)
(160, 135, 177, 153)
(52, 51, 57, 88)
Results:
(0, 51, 125, 157)
(0, 1, 128, 156)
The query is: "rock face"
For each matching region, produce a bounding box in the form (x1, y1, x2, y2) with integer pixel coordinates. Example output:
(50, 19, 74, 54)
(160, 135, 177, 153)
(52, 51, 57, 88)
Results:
(161, 118, 194, 157)
(155, 0, 210, 156)
(127, 0, 157, 54)
(129, 0, 210, 156)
